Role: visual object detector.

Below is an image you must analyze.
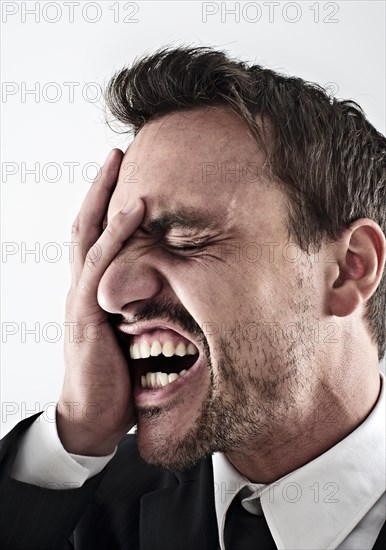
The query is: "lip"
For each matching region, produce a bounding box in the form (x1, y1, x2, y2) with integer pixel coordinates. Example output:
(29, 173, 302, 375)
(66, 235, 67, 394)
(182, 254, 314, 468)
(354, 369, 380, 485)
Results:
(117, 320, 200, 348)
(117, 320, 207, 407)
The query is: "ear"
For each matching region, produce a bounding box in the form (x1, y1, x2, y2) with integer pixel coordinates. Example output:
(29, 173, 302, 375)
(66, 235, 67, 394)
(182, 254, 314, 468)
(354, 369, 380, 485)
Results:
(328, 219, 385, 317)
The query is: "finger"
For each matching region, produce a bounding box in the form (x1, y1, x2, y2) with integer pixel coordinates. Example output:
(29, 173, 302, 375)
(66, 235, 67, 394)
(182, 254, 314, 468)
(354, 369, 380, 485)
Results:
(71, 149, 124, 282)
(76, 199, 145, 299)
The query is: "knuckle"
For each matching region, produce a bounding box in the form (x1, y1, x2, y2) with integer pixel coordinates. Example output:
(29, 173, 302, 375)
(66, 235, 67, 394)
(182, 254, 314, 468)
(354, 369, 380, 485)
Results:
(84, 255, 98, 270)
(104, 219, 126, 247)
(71, 217, 81, 237)
(104, 218, 119, 235)
(102, 225, 114, 239)
(106, 212, 127, 233)
(85, 244, 102, 267)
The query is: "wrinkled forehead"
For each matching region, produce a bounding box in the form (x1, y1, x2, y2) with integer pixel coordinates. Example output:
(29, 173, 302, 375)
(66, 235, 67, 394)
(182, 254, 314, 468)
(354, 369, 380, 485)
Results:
(110, 107, 269, 224)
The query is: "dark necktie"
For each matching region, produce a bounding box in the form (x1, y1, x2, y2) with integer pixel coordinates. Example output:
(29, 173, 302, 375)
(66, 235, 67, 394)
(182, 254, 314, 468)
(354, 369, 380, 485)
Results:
(224, 491, 277, 549)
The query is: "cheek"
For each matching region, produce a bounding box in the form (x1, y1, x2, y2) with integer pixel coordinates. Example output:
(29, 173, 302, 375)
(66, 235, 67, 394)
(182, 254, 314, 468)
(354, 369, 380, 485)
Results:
(169, 264, 246, 340)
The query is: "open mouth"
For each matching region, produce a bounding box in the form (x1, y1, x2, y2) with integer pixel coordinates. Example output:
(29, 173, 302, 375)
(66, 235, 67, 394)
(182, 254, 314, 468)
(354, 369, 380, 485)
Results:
(117, 327, 200, 390)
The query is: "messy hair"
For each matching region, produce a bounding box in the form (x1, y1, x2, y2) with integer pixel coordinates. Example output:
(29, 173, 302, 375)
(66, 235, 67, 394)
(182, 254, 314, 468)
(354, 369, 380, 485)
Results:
(105, 46, 386, 359)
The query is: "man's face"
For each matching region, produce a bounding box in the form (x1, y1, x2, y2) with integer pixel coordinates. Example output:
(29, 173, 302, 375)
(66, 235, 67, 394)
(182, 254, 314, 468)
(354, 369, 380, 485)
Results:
(98, 107, 323, 470)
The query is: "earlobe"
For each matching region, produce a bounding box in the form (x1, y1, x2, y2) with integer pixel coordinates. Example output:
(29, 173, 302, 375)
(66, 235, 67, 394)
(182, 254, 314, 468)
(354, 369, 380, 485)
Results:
(328, 220, 385, 318)
(329, 280, 363, 317)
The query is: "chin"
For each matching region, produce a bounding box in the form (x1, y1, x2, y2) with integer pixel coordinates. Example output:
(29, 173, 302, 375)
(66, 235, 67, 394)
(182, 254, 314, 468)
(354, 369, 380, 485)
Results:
(135, 415, 210, 471)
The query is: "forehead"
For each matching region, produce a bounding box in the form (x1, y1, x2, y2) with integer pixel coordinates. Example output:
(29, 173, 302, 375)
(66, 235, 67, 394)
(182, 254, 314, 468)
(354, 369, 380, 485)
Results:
(110, 107, 272, 228)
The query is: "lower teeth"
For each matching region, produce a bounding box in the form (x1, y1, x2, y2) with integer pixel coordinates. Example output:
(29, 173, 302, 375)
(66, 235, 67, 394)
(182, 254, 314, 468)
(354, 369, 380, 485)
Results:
(141, 370, 188, 389)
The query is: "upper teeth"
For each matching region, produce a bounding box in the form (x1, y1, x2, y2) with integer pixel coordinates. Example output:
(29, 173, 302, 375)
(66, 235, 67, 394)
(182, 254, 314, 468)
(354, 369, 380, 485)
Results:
(130, 340, 198, 360)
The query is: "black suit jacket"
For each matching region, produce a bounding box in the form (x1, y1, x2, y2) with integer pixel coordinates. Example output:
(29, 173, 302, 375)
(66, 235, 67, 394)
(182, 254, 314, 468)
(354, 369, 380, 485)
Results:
(0, 413, 385, 550)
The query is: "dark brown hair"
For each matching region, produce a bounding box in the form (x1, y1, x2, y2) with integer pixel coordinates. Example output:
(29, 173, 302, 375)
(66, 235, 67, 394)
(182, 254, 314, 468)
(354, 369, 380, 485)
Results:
(105, 46, 386, 360)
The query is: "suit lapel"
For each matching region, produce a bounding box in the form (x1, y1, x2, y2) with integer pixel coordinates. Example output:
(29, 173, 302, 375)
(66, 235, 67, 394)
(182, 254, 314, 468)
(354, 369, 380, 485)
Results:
(373, 520, 386, 549)
(140, 454, 219, 550)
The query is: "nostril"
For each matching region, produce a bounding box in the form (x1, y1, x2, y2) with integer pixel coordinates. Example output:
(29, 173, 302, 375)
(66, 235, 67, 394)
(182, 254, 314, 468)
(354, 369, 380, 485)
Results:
(97, 254, 164, 316)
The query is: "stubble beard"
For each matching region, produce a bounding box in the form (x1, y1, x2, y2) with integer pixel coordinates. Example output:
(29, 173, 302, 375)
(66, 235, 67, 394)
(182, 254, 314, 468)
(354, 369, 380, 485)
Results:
(131, 276, 316, 471)
(134, 329, 310, 472)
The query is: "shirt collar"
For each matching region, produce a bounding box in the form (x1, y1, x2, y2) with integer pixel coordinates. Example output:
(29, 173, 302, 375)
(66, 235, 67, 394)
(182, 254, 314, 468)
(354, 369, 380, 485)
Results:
(213, 372, 385, 550)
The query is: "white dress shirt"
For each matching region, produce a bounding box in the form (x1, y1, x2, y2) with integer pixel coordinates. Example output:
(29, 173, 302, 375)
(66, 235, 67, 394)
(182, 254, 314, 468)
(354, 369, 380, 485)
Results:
(11, 373, 386, 549)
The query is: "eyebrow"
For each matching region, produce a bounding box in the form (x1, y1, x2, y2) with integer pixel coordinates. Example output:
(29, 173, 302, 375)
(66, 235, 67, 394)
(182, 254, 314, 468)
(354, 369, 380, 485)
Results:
(141, 208, 222, 235)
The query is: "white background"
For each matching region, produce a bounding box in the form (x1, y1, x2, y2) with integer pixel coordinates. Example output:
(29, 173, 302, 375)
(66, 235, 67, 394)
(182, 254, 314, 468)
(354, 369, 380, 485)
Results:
(1, 0, 385, 435)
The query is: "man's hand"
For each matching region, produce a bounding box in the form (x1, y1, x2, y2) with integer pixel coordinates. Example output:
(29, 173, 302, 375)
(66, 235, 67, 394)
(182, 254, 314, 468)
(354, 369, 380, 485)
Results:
(57, 149, 144, 456)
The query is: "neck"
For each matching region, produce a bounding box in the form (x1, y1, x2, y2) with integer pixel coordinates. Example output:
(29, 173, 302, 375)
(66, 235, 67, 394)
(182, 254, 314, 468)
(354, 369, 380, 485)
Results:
(225, 363, 381, 483)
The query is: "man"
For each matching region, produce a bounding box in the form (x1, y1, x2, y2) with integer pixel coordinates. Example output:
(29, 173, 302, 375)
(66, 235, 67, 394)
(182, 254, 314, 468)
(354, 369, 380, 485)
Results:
(0, 46, 385, 549)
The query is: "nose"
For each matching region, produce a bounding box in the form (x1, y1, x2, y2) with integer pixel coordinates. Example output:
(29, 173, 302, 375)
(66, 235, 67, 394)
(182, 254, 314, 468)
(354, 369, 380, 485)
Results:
(97, 247, 163, 316)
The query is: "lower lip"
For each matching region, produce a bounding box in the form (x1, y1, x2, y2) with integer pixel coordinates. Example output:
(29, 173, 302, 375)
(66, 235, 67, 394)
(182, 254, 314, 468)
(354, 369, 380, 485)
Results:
(132, 354, 205, 407)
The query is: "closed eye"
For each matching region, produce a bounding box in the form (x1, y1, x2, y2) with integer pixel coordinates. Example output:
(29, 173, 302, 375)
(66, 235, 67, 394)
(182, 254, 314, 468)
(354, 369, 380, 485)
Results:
(166, 242, 207, 253)
(171, 244, 202, 251)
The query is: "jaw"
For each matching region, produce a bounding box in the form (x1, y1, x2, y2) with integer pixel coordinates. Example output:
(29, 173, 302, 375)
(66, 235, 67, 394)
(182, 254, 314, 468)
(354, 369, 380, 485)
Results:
(114, 323, 219, 468)
(134, 357, 213, 469)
